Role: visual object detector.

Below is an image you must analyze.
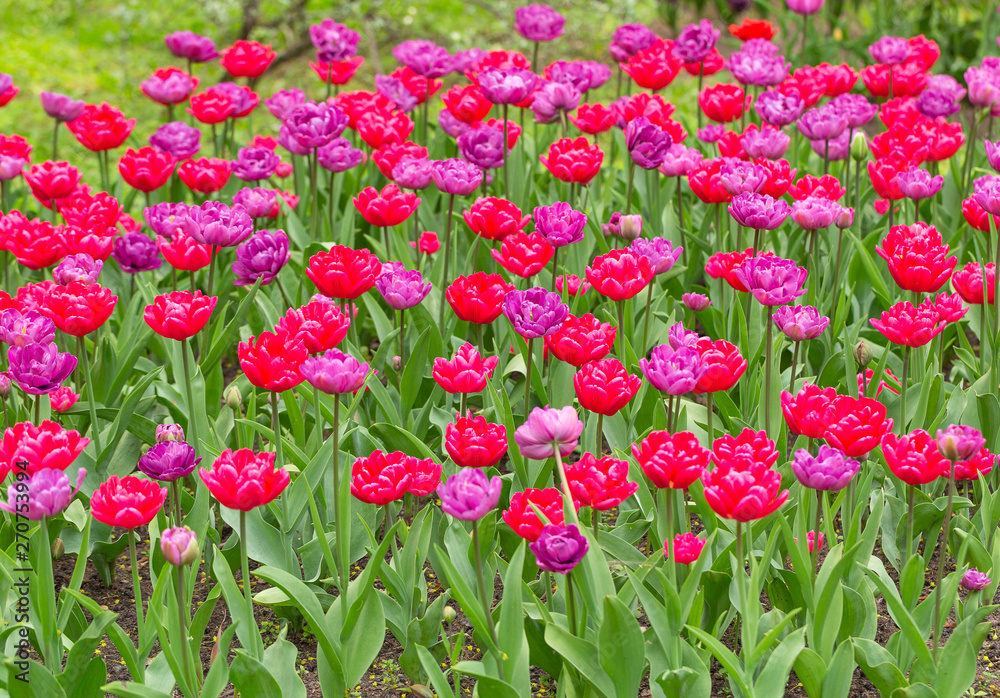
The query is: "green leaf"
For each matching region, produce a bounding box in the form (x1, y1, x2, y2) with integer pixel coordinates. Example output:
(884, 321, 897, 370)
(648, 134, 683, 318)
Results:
(853, 638, 909, 697)
(200, 276, 262, 371)
(598, 596, 645, 698)
(822, 639, 858, 698)
(754, 626, 806, 698)
(451, 661, 520, 698)
(4, 658, 66, 698)
(199, 621, 238, 698)
(102, 683, 173, 698)
(229, 650, 283, 698)
(935, 606, 994, 698)
(543, 624, 615, 698)
(685, 625, 751, 697)
(791, 647, 825, 698)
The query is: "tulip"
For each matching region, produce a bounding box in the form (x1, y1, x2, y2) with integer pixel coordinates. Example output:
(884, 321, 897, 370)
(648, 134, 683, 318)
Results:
(563, 452, 638, 517)
(0, 420, 88, 479)
(445, 413, 508, 469)
(544, 313, 616, 367)
(539, 136, 604, 186)
(306, 245, 382, 300)
(177, 157, 232, 193)
(491, 231, 555, 279)
(464, 197, 530, 241)
(530, 523, 588, 577)
(682, 293, 711, 311)
(574, 358, 641, 419)
(668, 532, 706, 564)
(640, 345, 706, 424)
(8, 342, 77, 396)
(48, 386, 79, 413)
(445, 272, 514, 326)
(962, 569, 991, 591)
(438, 468, 502, 521)
(350, 450, 415, 506)
(161, 526, 199, 566)
(0, 466, 85, 521)
(503, 487, 567, 542)
(632, 430, 709, 490)
(232, 229, 290, 288)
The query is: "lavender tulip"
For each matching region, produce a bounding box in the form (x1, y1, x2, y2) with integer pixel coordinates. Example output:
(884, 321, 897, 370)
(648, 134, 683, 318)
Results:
(609, 23, 658, 62)
(138, 441, 201, 482)
(829, 93, 878, 128)
(502, 288, 569, 339)
(673, 19, 719, 64)
(161, 526, 200, 566)
(431, 158, 483, 196)
(530, 524, 589, 574)
(631, 237, 682, 275)
(936, 425, 986, 463)
(869, 37, 909, 65)
(437, 469, 503, 521)
(897, 167, 944, 200)
(318, 138, 365, 174)
(515, 406, 583, 459)
(792, 446, 860, 490)
(113, 232, 163, 274)
(164, 31, 218, 62)
(458, 126, 505, 170)
(531, 82, 581, 124)
(156, 424, 185, 443)
(626, 117, 672, 170)
(393, 40, 453, 78)
(264, 89, 306, 121)
(284, 102, 348, 150)
(478, 68, 540, 105)
(721, 159, 768, 195)
(310, 20, 360, 61)
(375, 75, 418, 113)
(231, 146, 280, 182)
(8, 342, 77, 395)
(232, 187, 278, 219)
(0, 468, 85, 520)
(534, 202, 587, 247)
(734, 256, 809, 306)
(916, 89, 961, 119)
(141, 70, 196, 105)
(755, 89, 805, 127)
(962, 569, 991, 591)
(515, 4, 565, 42)
(375, 268, 432, 310)
(772, 304, 830, 341)
(640, 344, 706, 394)
(39, 91, 85, 122)
(185, 201, 254, 247)
(53, 254, 102, 285)
(232, 229, 290, 287)
(392, 157, 434, 190)
(741, 126, 790, 159)
(797, 105, 848, 141)
(791, 197, 842, 230)
(0, 309, 56, 348)
(728, 192, 791, 230)
(299, 349, 369, 394)
(697, 124, 726, 143)
(682, 293, 711, 311)
(149, 121, 201, 159)
(658, 144, 703, 177)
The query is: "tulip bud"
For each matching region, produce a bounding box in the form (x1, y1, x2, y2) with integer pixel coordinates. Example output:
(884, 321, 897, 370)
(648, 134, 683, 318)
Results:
(619, 214, 643, 241)
(936, 424, 985, 463)
(834, 206, 854, 229)
(850, 131, 868, 162)
(156, 423, 185, 444)
(161, 525, 200, 566)
(392, 355, 402, 371)
(853, 341, 873, 368)
(442, 605, 457, 623)
(51, 538, 65, 560)
(0, 372, 11, 398)
(409, 686, 435, 698)
(225, 384, 243, 410)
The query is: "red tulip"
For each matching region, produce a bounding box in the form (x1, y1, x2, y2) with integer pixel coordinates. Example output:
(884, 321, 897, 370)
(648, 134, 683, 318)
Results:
(373, 141, 427, 180)
(275, 300, 350, 353)
(310, 57, 365, 86)
(392, 66, 442, 105)
(432, 343, 499, 394)
(412, 231, 439, 255)
(729, 18, 777, 41)
(220, 40, 275, 79)
(632, 430, 709, 490)
(693, 338, 747, 393)
(60, 190, 122, 238)
(49, 387, 79, 413)
(90, 475, 167, 529)
(573, 358, 641, 416)
(0, 420, 88, 479)
(876, 223, 956, 294)
(177, 157, 232, 194)
(23, 161, 81, 204)
(756, 158, 796, 199)
(0, 211, 67, 269)
(703, 430, 787, 522)
(66, 103, 136, 152)
(586, 248, 654, 301)
(954, 447, 994, 481)
(187, 90, 235, 124)
(119, 146, 175, 193)
(445, 413, 508, 468)
(545, 313, 615, 367)
(406, 456, 442, 497)
(0, 79, 18, 107)
(868, 155, 911, 204)
(861, 62, 928, 99)
(620, 39, 684, 91)
(463, 197, 530, 240)
(858, 368, 901, 398)
(446, 272, 514, 324)
(698, 83, 749, 123)
(502, 487, 568, 542)
(238, 330, 308, 392)
(684, 48, 726, 77)
(490, 231, 554, 278)
(688, 157, 732, 204)
(306, 245, 382, 299)
(781, 382, 838, 439)
(788, 174, 845, 201)
(143, 291, 218, 341)
(38, 281, 117, 336)
(882, 429, 951, 486)
(157, 229, 213, 271)
(333, 90, 395, 129)
(199, 448, 290, 510)
(442, 84, 493, 124)
(540, 136, 603, 185)
(669, 532, 707, 564)
(781, 67, 826, 108)
(350, 450, 413, 505)
(353, 184, 420, 227)
(870, 300, 946, 347)
(484, 117, 522, 149)
(962, 196, 1000, 233)
(564, 453, 639, 510)
(569, 103, 615, 135)
(356, 111, 414, 150)
(823, 394, 893, 458)
(0, 133, 31, 162)
(555, 274, 590, 296)
(952, 262, 995, 305)
(616, 93, 676, 126)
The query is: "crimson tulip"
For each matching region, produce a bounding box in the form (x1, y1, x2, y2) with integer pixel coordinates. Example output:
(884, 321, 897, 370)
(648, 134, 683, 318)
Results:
(90, 475, 167, 529)
(870, 300, 946, 347)
(306, 246, 382, 299)
(632, 430, 709, 490)
(540, 136, 603, 185)
(445, 413, 508, 468)
(353, 184, 420, 227)
(220, 40, 275, 79)
(882, 429, 951, 486)
(544, 313, 615, 367)
(119, 146, 175, 193)
(432, 343, 499, 394)
(445, 272, 514, 324)
(573, 358, 641, 416)
(199, 448, 290, 510)
(350, 450, 413, 505)
(823, 394, 893, 458)
(781, 382, 838, 439)
(275, 300, 350, 353)
(157, 229, 213, 271)
(463, 197, 530, 240)
(564, 453, 639, 510)
(238, 330, 308, 392)
(490, 231, 554, 278)
(23, 161, 80, 204)
(586, 248, 654, 301)
(502, 487, 568, 542)
(178, 157, 232, 193)
(620, 39, 683, 91)
(38, 281, 116, 336)
(693, 338, 747, 393)
(0, 420, 88, 480)
(66, 103, 136, 152)
(143, 291, 217, 341)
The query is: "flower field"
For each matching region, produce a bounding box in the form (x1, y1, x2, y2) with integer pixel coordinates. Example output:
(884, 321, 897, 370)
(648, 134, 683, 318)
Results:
(3, 1, 1000, 696)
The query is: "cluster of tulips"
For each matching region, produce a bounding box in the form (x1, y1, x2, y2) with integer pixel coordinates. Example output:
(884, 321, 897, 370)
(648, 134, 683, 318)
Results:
(4, 1, 1000, 696)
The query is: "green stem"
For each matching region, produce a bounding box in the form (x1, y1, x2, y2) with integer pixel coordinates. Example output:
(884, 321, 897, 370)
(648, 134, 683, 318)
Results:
(595, 412, 603, 456)
(934, 462, 957, 662)
(331, 398, 348, 621)
(814, 490, 822, 580)
(502, 104, 510, 198)
(706, 394, 713, 446)
(439, 194, 456, 328)
(616, 300, 625, 365)
(641, 281, 654, 358)
(906, 484, 915, 562)
(764, 306, 774, 438)
(181, 338, 198, 455)
(524, 337, 533, 417)
(176, 563, 197, 692)
(128, 530, 145, 643)
(625, 161, 635, 214)
(240, 510, 262, 660)
(473, 520, 505, 680)
(553, 449, 579, 526)
(900, 346, 910, 434)
(79, 336, 102, 454)
(789, 341, 800, 393)
(566, 572, 577, 637)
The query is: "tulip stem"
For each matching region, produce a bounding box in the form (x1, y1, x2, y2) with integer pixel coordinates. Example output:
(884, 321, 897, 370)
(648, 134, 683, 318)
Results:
(764, 305, 774, 438)
(171, 481, 183, 527)
(553, 449, 579, 526)
(665, 489, 676, 586)
(181, 338, 198, 457)
(814, 490, 823, 580)
(595, 412, 603, 456)
(502, 104, 510, 199)
(239, 510, 263, 660)
(176, 562, 197, 692)
(309, 152, 320, 241)
(128, 529, 146, 645)
(906, 484, 915, 562)
(439, 194, 456, 328)
(735, 520, 748, 658)
(422, 76, 430, 147)
(933, 460, 956, 663)
(832, 225, 845, 318)
(52, 120, 59, 161)
(329, 397, 348, 621)
(524, 337, 533, 417)
(566, 571, 577, 637)
(789, 341, 799, 393)
(676, 177, 687, 258)
(641, 281, 654, 358)
(706, 394, 713, 446)
(900, 345, 910, 434)
(472, 519, 504, 679)
(616, 300, 626, 365)
(992, 213, 1000, 400)
(78, 336, 102, 455)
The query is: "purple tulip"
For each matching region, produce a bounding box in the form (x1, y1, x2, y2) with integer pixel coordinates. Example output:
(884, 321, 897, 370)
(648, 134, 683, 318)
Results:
(278, 123, 313, 157)
(697, 124, 726, 143)
(797, 105, 848, 141)
(986, 141, 1000, 174)
(392, 40, 453, 78)
(667, 322, 702, 350)
(869, 37, 910, 66)
(545, 61, 597, 94)
(141, 70, 196, 105)
(53, 253, 103, 285)
(0, 309, 56, 348)
(829, 93, 878, 129)
(531, 81, 582, 124)
(734, 256, 808, 306)
(392, 157, 434, 190)
(502, 287, 570, 339)
(602, 212, 623, 238)
(232, 229, 290, 287)
(640, 344, 706, 394)
(284, 102, 348, 150)
(673, 19, 719, 64)
(631, 237, 682, 275)
(376, 75, 418, 113)
(531, 523, 589, 574)
(741, 126, 790, 159)
(452, 48, 487, 75)
(184, 201, 254, 247)
(626, 117, 673, 170)
(785, 0, 824, 15)
(0, 156, 25, 182)
(156, 424, 185, 443)
(755, 89, 805, 127)
(0, 372, 11, 398)
(138, 441, 201, 482)
(0, 467, 85, 520)
(896, 167, 944, 201)
(437, 469, 503, 521)
(232, 146, 280, 182)
(310, 20, 360, 62)
(439, 108, 471, 138)
(791, 197, 842, 230)
(458, 126, 505, 170)
(144, 202, 190, 236)
(962, 568, 992, 591)
(728, 192, 791, 230)
(792, 446, 860, 491)
(809, 130, 852, 161)
(609, 23, 658, 62)
(721, 159, 768, 196)
(299, 349, 370, 394)
(8, 342, 77, 395)
(318, 137, 365, 174)
(431, 158, 483, 196)
(375, 268, 432, 310)
(39, 91, 85, 122)
(926, 74, 967, 102)
(232, 187, 278, 219)
(161, 526, 200, 566)
(618, 214, 643, 241)
(936, 425, 986, 463)
(212, 82, 256, 116)
(113, 232, 163, 274)
(149, 121, 201, 160)
(534, 202, 587, 247)
(916, 89, 961, 119)
(164, 31, 218, 63)
(727, 49, 789, 87)
(974, 176, 1000, 215)
(834, 206, 855, 229)
(514, 406, 583, 459)
(658, 145, 703, 178)
(772, 304, 830, 341)
(515, 4, 565, 42)
(264, 89, 306, 121)
(478, 68, 540, 105)
(682, 293, 711, 311)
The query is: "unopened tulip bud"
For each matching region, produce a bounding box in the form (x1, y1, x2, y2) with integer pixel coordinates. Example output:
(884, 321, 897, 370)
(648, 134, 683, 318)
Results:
(161, 525, 200, 566)
(51, 538, 65, 560)
(853, 341, 873, 368)
(619, 214, 643, 241)
(410, 686, 435, 698)
(850, 131, 868, 162)
(442, 605, 457, 623)
(156, 423, 185, 444)
(392, 355, 402, 371)
(225, 384, 243, 410)
(834, 206, 854, 229)
(0, 372, 11, 398)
